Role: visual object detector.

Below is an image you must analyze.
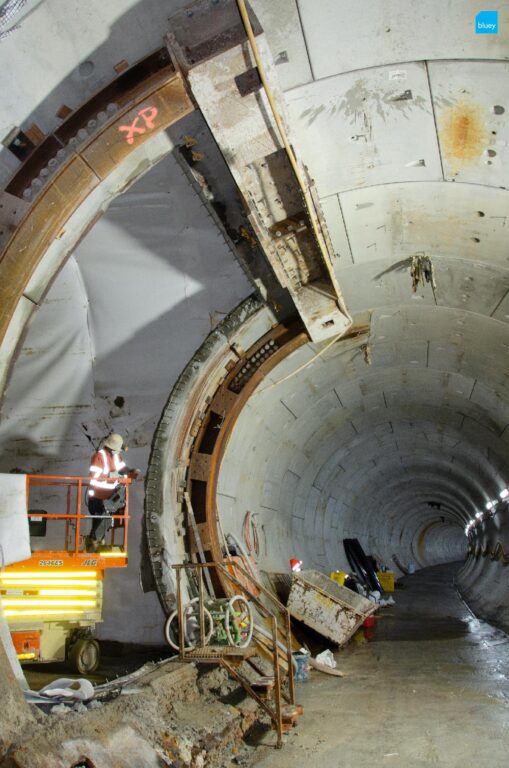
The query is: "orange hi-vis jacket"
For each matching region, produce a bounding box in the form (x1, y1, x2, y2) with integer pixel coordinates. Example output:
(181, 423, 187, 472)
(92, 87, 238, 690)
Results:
(89, 448, 126, 500)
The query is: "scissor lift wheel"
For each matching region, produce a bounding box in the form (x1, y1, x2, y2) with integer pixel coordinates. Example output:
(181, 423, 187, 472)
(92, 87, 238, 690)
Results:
(68, 638, 100, 674)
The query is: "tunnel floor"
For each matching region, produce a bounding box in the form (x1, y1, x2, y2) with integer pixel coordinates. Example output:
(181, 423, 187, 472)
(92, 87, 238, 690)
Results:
(253, 563, 509, 767)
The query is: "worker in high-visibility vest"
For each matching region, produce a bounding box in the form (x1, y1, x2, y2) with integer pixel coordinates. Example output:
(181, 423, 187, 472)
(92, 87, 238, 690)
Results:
(85, 433, 138, 551)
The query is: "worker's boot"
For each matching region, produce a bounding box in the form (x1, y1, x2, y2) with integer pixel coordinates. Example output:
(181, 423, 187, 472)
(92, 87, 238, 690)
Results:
(85, 536, 97, 553)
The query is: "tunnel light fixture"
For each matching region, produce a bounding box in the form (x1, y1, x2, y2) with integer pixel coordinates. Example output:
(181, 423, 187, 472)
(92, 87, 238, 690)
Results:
(465, 492, 508, 535)
(465, 517, 478, 536)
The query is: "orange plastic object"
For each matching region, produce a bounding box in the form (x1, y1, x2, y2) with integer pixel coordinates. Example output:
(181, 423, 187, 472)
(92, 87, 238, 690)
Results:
(11, 630, 41, 660)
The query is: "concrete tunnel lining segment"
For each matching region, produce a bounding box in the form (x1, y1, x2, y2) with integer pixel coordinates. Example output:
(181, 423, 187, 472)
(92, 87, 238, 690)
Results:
(0, 0, 508, 665)
(144, 299, 477, 610)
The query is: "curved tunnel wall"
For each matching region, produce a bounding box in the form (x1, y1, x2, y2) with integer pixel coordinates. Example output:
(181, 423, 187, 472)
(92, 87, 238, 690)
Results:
(0, 0, 508, 642)
(457, 500, 509, 630)
(415, 520, 466, 568)
(216, 326, 477, 576)
(0, 150, 253, 643)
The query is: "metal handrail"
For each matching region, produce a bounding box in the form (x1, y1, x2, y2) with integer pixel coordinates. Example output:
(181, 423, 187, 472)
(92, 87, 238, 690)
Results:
(172, 562, 296, 748)
(219, 559, 296, 706)
(26, 474, 130, 555)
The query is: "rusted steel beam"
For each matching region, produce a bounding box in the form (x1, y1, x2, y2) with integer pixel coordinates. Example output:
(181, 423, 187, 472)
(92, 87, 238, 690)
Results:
(181, 320, 372, 601)
(145, 297, 266, 612)
(80, 77, 193, 179)
(0, 192, 29, 251)
(167, 0, 351, 343)
(0, 69, 194, 356)
(145, 301, 371, 612)
(186, 321, 308, 571)
(0, 157, 98, 344)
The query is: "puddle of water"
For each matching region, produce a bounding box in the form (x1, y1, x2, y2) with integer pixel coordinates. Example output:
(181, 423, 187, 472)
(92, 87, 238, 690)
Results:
(373, 616, 470, 642)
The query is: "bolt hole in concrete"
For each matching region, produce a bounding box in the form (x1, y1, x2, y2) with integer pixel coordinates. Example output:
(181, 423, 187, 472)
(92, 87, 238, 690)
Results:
(78, 61, 95, 78)
(493, 105, 505, 114)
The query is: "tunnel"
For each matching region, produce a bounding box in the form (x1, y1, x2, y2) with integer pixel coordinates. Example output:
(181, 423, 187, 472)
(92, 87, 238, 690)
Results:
(0, 0, 508, 765)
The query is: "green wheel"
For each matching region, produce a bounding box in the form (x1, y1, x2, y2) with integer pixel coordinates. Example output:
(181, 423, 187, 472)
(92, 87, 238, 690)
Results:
(225, 596, 253, 648)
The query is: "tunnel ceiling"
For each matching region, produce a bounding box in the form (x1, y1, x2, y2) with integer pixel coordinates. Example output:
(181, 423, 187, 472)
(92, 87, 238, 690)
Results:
(0, 0, 508, 598)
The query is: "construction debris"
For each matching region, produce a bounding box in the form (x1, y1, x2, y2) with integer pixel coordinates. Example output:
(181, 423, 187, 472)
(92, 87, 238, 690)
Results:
(2, 660, 263, 767)
(410, 253, 436, 293)
(343, 538, 384, 593)
(293, 649, 310, 682)
(25, 677, 94, 706)
(315, 649, 336, 669)
(308, 657, 345, 678)
(287, 569, 376, 647)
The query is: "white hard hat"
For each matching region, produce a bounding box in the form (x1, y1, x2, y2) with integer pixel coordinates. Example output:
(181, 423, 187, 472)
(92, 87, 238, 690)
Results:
(103, 433, 123, 451)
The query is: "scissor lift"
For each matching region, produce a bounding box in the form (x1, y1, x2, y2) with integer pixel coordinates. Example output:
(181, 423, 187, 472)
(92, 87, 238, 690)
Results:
(0, 475, 130, 673)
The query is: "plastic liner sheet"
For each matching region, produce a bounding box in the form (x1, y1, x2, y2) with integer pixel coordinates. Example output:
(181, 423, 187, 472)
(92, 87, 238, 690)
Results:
(0, 472, 30, 566)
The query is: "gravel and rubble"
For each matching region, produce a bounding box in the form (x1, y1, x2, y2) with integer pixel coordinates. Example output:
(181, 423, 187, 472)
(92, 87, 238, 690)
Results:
(197, 666, 240, 699)
(0, 659, 264, 768)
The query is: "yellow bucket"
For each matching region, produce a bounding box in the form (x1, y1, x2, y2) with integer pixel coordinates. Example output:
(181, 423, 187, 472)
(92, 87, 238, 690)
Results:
(377, 571, 395, 592)
(329, 570, 348, 586)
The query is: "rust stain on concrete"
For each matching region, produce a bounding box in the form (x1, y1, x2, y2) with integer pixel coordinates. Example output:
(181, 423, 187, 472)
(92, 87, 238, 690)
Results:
(440, 100, 488, 170)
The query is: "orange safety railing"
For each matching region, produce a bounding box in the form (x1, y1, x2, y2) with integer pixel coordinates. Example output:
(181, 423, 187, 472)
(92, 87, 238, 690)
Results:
(26, 475, 131, 555)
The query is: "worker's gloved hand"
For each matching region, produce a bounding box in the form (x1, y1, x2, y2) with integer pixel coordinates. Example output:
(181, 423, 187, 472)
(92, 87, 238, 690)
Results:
(128, 468, 141, 480)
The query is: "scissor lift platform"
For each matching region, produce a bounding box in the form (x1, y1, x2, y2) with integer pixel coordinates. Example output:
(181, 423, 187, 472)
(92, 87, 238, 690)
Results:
(1, 474, 131, 672)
